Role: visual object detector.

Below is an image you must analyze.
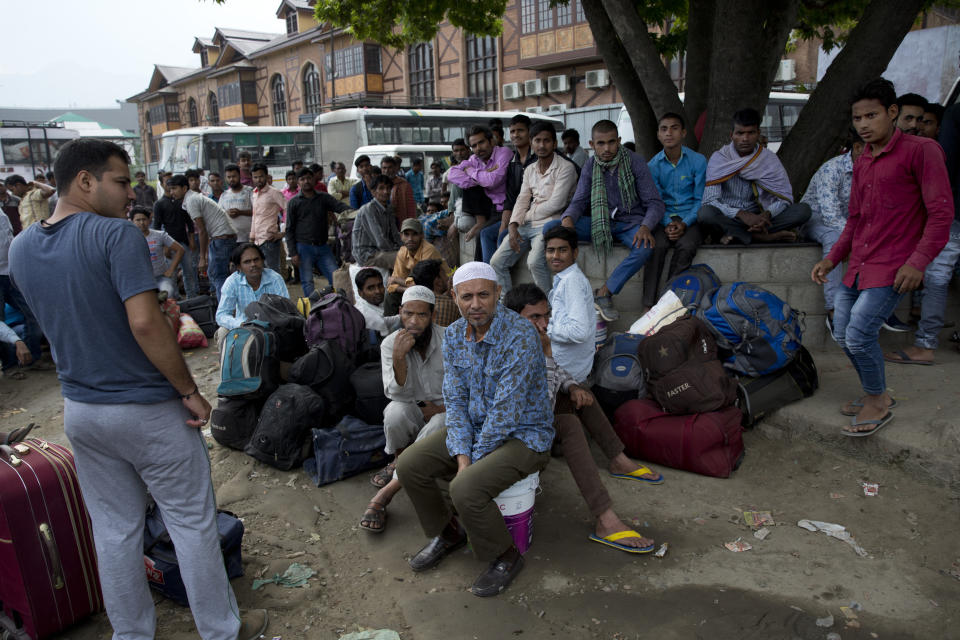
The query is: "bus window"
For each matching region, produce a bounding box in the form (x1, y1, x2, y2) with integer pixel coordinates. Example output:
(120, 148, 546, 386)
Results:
(1, 139, 32, 165)
(29, 140, 50, 166)
(780, 104, 802, 137)
(294, 133, 316, 164)
(47, 139, 70, 163)
(234, 133, 260, 164)
(760, 104, 780, 142)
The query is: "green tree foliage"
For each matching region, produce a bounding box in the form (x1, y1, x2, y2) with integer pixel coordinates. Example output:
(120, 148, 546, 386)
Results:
(313, 0, 507, 49)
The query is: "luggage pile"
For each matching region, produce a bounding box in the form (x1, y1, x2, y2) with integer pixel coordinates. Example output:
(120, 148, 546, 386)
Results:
(595, 264, 818, 478)
(210, 291, 390, 483)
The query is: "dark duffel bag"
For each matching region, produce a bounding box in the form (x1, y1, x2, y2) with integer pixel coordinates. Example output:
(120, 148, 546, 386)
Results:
(613, 398, 744, 479)
(303, 416, 389, 487)
(244, 384, 325, 470)
(288, 341, 356, 424)
(737, 345, 818, 427)
(244, 294, 308, 362)
(178, 295, 217, 338)
(210, 396, 263, 451)
(350, 361, 389, 425)
(143, 502, 243, 607)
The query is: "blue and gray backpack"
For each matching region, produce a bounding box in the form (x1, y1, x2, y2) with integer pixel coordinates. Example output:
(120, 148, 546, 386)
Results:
(665, 264, 721, 308)
(217, 319, 280, 399)
(696, 282, 804, 377)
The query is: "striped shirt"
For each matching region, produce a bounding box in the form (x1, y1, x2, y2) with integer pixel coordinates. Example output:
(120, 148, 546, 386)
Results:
(214, 268, 289, 330)
(702, 173, 789, 219)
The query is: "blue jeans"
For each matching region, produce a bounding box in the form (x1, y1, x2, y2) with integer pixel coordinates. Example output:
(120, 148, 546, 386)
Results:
(542, 217, 653, 294)
(915, 219, 960, 349)
(296, 242, 338, 297)
(490, 224, 552, 294)
(803, 219, 844, 311)
(259, 239, 284, 275)
(832, 281, 903, 395)
(0, 274, 42, 368)
(479, 219, 508, 264)
(207, 236, 237, 301)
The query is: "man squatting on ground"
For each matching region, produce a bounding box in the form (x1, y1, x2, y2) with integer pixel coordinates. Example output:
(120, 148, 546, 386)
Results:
(360, 285, 446, 533)
(396, 261, 553, 597)
(9, 138, 268, 640)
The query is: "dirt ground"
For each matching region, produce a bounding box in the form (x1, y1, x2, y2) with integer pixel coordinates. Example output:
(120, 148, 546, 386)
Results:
(3, 344, 959, 640)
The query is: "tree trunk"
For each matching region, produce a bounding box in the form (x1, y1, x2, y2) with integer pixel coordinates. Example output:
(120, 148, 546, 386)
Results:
(602, 0, 685, 125)
(683, 0, 715, 149)
(700, 0, 800, 155)
(581, 0, 660, 157)
(778, 0, 927, 195)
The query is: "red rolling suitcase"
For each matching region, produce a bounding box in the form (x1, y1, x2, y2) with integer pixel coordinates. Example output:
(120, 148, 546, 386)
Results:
(613, 398, 745, 478)
(0, 428, 103, 640)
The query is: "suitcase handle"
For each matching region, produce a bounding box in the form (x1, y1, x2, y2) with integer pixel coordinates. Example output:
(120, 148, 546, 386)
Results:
(38, 523, 65, 589)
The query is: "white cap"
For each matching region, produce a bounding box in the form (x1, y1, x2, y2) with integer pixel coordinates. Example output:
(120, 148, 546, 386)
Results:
(401, 285, 436, 306)
(451, 261, 497, 287)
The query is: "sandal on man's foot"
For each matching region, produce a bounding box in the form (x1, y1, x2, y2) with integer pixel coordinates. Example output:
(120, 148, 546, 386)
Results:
(359, 501, 387, 533)
(370, 462, 396, 488)
(842, 411, 894, 438)
(840, 397, 897, 416)
(589, 530, 655, 554)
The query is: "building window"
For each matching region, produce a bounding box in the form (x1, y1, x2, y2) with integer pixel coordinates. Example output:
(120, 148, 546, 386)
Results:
(324, 45, 366, 79)
(575, 0, 585, 22)
(208, 91, 219, 125)
(364, 44, 381, 74)
(538, 0, 553, 30)
(303, 63, 322, 113)
(272, 75, 288, 125)
(521, 0, 536, 33)
(200, 50, 209, 67)
(408, 43, 434, 103)
(188, 98, 199, 127)
(465, 34, 498, 110)
(557, 1, 572, 26)
(285, 10, 298, 35)
(165, 102, 179, 121)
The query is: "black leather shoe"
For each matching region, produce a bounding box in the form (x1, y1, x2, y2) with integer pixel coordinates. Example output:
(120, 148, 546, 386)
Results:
(470, 546, 524, 597)
(408, 532, 467, 572)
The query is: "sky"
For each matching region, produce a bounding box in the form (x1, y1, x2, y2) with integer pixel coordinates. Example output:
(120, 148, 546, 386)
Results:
(1, 0, 286, 108)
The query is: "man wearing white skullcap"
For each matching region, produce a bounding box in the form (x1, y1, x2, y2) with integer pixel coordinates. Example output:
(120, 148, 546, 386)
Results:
(360, 285, 446, 535)
(396, 261, 554, 597)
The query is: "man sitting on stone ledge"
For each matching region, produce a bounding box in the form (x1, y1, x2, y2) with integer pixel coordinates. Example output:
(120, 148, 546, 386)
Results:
(396, 261, 552, 597)
(698, 108, 810, 245)
(545, 119, 665, 322)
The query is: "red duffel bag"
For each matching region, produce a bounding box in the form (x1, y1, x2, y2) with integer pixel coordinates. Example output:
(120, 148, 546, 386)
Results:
(613, 398, 745, 478)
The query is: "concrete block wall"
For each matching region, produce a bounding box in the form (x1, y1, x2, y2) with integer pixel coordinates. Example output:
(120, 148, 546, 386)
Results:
(460, 239, 833, 347)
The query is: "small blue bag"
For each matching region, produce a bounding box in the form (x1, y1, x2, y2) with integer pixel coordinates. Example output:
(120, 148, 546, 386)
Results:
(665, 263, 720, 308)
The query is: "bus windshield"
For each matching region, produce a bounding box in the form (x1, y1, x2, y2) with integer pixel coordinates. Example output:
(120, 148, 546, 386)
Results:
(159, 127, 315, 177)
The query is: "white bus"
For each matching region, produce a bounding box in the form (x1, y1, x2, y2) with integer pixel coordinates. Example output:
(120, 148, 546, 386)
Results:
(0, 121, 79, 179)
(617, 92, 810, 152)
(159, 125, 316, 179)
(313, 108, 565, 168)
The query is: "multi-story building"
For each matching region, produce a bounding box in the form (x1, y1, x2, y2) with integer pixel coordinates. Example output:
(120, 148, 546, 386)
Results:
(128, 0, 622, 165)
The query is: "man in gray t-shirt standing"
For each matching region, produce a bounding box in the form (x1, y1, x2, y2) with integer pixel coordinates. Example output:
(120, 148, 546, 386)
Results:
(169, 174, 237, 300)
(9, 139, 268, 640)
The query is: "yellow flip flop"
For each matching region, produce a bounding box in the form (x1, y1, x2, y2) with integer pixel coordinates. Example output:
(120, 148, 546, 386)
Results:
(589, 530, 655, 554)
(610, 465, 664, 484)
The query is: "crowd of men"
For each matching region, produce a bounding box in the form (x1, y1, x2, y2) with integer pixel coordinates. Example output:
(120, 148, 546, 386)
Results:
(2, 71, 957, 638)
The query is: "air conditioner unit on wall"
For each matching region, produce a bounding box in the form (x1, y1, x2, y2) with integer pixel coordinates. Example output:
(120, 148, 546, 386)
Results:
(775, 59, 796, 82)
(585, 69, 610, 89)
(524, 78, 545, 96)
(546, 103, 565, 114)
(502, 82, 524, 101)
(526, 106, 545, 114)
(547, 75, 569, 94)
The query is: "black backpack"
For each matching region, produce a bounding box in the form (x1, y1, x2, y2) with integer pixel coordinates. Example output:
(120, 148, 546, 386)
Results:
(288, 341, 356, 425)
(210, 396, 263, 451)
(244, 384, 325, 470)
(178, 295, 217, 338)
(349, 361, 389, 425)
(244, 294, 308, 362)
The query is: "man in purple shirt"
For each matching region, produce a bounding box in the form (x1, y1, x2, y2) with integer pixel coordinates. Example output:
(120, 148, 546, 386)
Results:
(447, 125, 513, 263)
(543, 120, 665, 321)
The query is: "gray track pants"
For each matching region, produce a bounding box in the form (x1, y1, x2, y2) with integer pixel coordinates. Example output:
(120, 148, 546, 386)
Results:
(64, 397, 240, 640)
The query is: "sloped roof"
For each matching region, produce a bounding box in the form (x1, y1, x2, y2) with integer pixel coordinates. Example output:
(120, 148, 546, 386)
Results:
(192, 37, 216, 53)
(0, 106, 138, 131)
(275, 0, 312, 18)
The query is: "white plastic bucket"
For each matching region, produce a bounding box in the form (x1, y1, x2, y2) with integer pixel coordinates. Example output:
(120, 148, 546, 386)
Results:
(494, 472, 539, 554)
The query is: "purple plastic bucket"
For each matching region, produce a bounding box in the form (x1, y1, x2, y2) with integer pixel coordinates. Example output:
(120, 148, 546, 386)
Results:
(494, 472, 539, 555)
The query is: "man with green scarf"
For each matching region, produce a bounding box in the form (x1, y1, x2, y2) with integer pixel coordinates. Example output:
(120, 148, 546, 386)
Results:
(543, 120, 665, 321)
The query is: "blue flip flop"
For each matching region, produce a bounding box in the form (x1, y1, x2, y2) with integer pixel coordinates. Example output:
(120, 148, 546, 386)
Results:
(840, 398, 897, 416)
(589, 531, 655, 554)
(843, 411, 894, 437)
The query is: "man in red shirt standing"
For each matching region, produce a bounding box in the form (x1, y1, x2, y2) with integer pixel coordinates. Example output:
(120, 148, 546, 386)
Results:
(811, 78, 953, 437)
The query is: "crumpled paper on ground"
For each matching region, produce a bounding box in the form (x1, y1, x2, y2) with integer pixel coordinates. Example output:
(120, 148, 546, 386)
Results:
(338, 630, 401, 640)
(797, 519, 868, 557)
(252, 562, 316, 590)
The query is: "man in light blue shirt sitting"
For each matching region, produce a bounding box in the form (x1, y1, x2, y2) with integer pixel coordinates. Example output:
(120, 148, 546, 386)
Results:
(214, 242, 289, 344)
(544, 225, 596, 383)
(643, 112, 707, 311)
